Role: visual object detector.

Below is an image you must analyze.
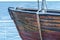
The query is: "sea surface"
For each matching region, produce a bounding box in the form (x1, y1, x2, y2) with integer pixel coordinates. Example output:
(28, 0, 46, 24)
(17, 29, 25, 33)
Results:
(0, 1, 60, 40)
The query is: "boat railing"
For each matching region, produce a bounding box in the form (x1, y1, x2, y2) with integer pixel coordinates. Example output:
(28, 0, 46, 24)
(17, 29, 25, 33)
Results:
(8, 7, 60, 14)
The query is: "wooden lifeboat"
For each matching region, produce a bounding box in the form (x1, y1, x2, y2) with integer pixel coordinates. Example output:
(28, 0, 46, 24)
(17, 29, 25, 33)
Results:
(8, 7, 60, 40)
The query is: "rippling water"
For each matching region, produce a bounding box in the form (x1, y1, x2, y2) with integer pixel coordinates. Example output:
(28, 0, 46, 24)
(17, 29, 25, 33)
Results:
(0, 1, 60, 40)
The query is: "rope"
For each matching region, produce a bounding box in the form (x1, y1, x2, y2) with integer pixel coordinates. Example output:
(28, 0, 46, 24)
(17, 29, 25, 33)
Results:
(38, 0, 39, 10)
(36, 0, 43, 40)
(41, 0, 47, 13)
(36, 11, 43, 40)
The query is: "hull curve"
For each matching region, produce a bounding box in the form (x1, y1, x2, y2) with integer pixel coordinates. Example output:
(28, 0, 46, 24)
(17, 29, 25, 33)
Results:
(8, 7, 60, 40)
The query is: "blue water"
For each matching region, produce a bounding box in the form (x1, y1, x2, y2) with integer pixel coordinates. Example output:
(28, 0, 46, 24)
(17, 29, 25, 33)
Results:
(0, 1, 60, 40)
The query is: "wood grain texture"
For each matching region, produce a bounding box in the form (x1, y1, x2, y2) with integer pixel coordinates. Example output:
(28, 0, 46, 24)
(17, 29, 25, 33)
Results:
(9, 9, 60, 40)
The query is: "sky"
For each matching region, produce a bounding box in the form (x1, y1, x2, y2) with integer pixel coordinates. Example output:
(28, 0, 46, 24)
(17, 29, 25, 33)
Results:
(0, 0, 60, 1)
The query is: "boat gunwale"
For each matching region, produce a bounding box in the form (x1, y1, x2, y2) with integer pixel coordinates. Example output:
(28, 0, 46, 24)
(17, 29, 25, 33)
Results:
(8, 7, 60, 16)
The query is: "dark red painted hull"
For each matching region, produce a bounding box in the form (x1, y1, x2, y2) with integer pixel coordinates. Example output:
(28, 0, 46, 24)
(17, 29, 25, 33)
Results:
(8, 7, 60, 40)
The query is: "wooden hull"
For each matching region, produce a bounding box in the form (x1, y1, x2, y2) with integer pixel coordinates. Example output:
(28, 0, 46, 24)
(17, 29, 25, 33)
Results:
(8, 7, 60, 40)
